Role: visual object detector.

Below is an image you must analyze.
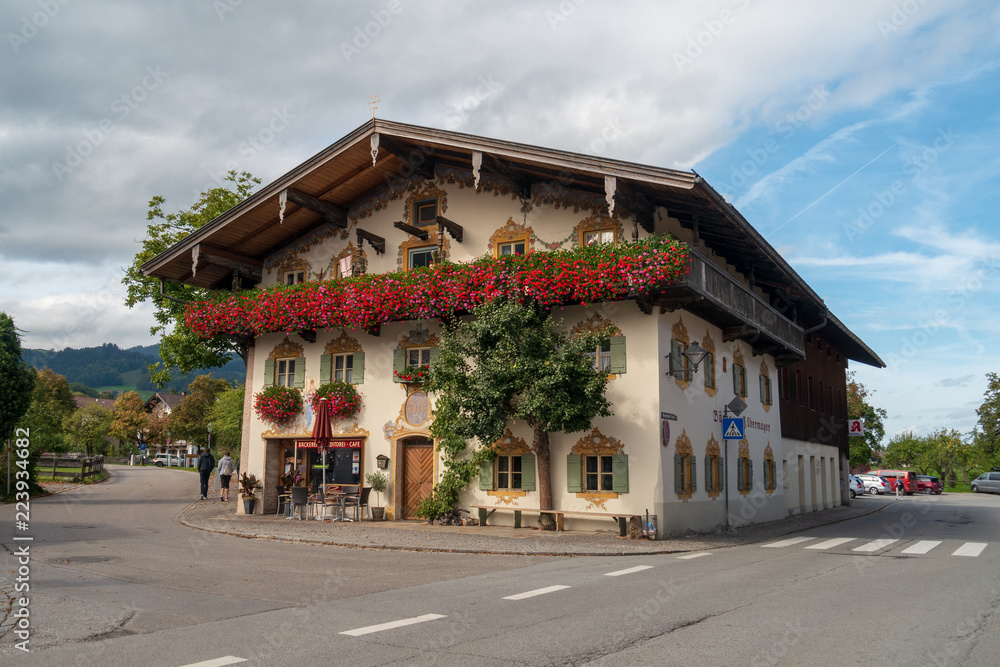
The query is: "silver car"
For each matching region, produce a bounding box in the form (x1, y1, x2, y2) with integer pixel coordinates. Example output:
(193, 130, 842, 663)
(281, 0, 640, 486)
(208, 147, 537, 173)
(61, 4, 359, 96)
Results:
(971, 471, 1000, 494)
(848, 475, 865, 499)
(857, 474, 891, 495)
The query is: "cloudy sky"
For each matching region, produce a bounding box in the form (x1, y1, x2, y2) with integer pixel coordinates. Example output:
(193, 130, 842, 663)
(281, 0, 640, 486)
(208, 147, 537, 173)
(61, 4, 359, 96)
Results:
(2, 1, 999, 442)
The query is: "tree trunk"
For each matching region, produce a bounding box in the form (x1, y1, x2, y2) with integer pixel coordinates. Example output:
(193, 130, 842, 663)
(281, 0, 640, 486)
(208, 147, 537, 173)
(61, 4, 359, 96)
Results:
(532, 425, 555, 530)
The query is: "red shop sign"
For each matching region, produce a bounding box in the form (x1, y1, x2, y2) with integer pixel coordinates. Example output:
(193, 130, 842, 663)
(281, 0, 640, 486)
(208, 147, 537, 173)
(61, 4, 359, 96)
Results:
(295, 439, 364, 449)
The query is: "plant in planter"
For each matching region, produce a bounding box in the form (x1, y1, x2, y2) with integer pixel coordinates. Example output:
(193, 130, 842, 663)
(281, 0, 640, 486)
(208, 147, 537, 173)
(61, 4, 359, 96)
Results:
(239, 472, 262, 514)
(394, 365, 429, 384)
(309, 381, 362, 420)
(365, 470, 388, 520)
(279, 470, 302, 490)
(253, 385, 303, 425)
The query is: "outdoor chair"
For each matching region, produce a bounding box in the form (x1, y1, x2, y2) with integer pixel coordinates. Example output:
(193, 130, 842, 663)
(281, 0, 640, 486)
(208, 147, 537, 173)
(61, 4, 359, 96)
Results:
(345, 486, 372, 521)
(289, 486, 309, 520)
(275, 486, 291, 516)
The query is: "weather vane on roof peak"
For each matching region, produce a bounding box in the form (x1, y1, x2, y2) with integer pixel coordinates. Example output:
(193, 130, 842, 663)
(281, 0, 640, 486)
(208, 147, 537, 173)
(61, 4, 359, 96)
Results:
(370, 93, 380, 120)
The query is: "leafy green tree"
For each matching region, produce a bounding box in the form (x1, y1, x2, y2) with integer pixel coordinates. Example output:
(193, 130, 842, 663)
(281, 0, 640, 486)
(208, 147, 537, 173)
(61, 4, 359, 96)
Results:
(975, 372, 1000, 467)
(168, 375, 232, 447)
(110, 391, 158, 455)
(883, 432, 929, 470)
(123, 170, 259, 387)
(923, 428, 965, 481)
(206, 382, 245, 454)
(847, 372, 888, 468)
(421, 300, 613, 526)
(15, 368, 77, 453)
(63, 403, 115, 456)
(0, 312, 34, 440)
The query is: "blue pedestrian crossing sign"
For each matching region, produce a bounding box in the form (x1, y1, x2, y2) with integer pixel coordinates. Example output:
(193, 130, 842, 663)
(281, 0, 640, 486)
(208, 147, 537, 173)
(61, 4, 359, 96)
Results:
(722, 418, 744, 440)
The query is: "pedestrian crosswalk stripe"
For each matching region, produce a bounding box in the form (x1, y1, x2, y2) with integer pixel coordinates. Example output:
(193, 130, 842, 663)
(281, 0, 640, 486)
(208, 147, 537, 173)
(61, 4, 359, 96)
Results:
(761, 537, 816, 548)
(852, 539, 898, 553)
(952, 542, 987, 557)
(901, 540, 942, 555)
(805, 537, 855, 550)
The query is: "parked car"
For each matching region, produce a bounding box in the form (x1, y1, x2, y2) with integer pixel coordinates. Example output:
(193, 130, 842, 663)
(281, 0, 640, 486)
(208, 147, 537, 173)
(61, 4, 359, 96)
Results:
(868, 469, 920, 495)
(153, 453, 182, 467)
(848, 475, 865, 499)
(917, 475, 944, 495)
(857, 474, 891, 495)
(971, 471, 1000, 494)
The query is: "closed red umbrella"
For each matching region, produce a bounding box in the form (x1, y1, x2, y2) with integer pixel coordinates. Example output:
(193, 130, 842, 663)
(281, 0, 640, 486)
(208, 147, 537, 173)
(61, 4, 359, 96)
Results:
(312, 398, 333, 489)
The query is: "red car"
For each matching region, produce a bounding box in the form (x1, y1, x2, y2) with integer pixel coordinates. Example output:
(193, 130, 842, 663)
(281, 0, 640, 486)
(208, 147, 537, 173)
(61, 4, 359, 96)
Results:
(917, 475, 943, 495)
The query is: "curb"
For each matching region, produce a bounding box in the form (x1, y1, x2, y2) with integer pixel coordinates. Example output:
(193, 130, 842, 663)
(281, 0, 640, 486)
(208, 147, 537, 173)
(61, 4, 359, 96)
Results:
(177, 500, 890, 557)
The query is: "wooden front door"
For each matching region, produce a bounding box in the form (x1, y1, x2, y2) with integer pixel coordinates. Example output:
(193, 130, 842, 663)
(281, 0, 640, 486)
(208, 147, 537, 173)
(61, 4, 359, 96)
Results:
(401, 439, 433, 519)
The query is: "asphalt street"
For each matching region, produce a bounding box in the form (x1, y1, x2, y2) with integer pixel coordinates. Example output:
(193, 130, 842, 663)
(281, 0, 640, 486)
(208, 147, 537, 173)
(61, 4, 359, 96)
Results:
(1, 466, 998, 666)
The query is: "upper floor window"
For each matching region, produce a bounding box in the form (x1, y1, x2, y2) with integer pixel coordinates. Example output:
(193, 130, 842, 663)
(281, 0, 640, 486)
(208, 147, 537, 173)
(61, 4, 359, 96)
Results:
(275, 358, 297, 387)
(408, 347, 432, 368)
(703, 351, 716, 391)
(408, 246, 436, 269)
(497, 240, 525, 256)
(583, 229, 615, 246)
(733, 363, 747, 398)
(332, 354, 353, 383)
(589, 340, 612, 372)
(759, 374, 772, 406)
(413, 198, 439, 227)
(284, 270, 305, 285)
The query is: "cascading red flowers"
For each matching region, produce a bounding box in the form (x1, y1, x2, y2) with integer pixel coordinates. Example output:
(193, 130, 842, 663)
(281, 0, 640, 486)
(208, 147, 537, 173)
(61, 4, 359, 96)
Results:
(310, 381, 362, 420)
(253, 385, 303, 424)
(184, 235, 690, 339)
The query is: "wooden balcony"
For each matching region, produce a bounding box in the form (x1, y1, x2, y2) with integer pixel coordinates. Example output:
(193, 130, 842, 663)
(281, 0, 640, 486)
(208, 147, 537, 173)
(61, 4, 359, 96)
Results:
(647, 247, 805, 362)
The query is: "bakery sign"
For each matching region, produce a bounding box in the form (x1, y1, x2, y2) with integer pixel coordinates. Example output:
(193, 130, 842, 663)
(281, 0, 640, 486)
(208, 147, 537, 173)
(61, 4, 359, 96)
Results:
(295, 439, 365, 448)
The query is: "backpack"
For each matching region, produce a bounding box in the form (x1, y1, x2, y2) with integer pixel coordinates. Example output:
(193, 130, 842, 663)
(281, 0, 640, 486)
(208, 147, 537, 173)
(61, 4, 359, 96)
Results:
(219, 457, 234, 476)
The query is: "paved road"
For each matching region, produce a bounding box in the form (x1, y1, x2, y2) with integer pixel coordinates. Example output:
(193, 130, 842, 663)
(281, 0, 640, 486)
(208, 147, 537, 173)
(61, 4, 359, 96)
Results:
(2, 467, 998, 666)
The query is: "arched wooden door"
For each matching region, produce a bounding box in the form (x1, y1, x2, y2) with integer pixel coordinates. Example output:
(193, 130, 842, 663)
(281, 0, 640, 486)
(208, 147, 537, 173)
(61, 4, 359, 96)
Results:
(401, 437, 434, 519)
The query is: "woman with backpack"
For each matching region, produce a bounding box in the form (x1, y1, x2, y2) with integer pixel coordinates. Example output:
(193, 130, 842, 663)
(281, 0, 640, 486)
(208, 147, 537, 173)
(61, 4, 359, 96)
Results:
(217, 451, 235, 502)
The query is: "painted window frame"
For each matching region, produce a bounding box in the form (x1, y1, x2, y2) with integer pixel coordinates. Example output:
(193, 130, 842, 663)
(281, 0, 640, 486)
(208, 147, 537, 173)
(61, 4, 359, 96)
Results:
(733, 363, 747, 398)
(582, 228, 616, 246)
(674, 452, 697, 498)
(406, 245, 437, 270)
(412, 197, 439, 228)
(283, 270, 305, 285)
(275, 357, 298, 388)
(759, 374, 772, 406)
(496, 240, 526, 256)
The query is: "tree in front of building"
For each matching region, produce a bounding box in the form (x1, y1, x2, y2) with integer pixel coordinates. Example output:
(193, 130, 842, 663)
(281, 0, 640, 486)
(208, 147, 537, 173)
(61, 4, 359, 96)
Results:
(206, 382, 245, 455)
(122, 170, 259, 387)
(847, 371, 887, 468)
(16, 368, 78, 453)
(168, 375, 233, 449)
(63, 403, 115, 456)
(975, 372, 1000, 468)
(420, 299, 613, 527)
(110, 391, 159, 456)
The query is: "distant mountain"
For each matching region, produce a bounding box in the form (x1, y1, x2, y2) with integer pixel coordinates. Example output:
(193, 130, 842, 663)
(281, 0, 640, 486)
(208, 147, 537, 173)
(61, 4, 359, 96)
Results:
(25, 343, 246, 393)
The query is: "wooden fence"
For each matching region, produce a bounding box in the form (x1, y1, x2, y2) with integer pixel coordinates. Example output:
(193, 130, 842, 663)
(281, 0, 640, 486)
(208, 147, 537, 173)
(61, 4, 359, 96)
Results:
(38, 455, 105, 481)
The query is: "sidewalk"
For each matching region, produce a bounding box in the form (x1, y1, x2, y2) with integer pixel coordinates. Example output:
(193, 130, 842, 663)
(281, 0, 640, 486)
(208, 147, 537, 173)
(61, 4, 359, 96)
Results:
(179, 497, 889, 556)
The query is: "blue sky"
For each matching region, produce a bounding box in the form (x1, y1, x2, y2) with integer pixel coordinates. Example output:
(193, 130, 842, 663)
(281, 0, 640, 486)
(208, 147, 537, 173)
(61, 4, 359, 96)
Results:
(1, 1, 998, 443)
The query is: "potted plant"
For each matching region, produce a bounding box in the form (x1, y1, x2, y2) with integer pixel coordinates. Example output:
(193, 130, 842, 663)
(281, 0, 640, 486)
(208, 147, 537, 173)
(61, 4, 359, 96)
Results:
(365, 470, 388, 520)
(310, 381, 362, 420)
(253, 385, 303, 424)
(239, 472, 261, 514)
(394, 365, 429, 384)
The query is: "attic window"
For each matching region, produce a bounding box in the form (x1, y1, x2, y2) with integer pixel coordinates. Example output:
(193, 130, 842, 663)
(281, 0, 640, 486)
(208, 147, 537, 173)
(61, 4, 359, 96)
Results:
(284, 270, 305, 285)
(413, 198, 438, 227)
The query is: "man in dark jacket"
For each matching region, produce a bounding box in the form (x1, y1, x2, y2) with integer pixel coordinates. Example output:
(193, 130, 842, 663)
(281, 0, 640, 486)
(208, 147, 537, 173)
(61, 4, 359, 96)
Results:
(197, 448, 216, 500)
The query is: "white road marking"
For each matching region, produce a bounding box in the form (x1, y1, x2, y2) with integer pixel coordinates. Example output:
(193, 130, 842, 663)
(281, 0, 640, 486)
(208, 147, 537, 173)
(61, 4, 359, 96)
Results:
(952, 542, 988, 558)
(340, 613, 447, 637)
(805, 538, 855, 550)
(677, 552, 712, 560)
(761, 537, 816, 548)
(503, 585, 571, 600)
(901, 540, 942, 555)
(179, 658, 246, 667)
(852, 539, 898, 553)
(605, 565, 654, 576)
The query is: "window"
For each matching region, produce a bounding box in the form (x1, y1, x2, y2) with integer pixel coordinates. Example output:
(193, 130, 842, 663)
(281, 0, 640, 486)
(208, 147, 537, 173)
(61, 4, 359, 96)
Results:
(737, 456, 753, 493)
(795, 370, 803, 405)
(413, 198, 438, 227)
(408, 348, 432, 368)
(480, 452, 536, 492)
(670, 339, 692, 381)
(284, 270, 305, 285)
(759, 374, 772, 406)
(674, 453, 697, 497)
(496, 455, 522, 490)
(704, 453, 723, 494)
(733, 363, 747, 397)
(585, 455, 614, 492)
(407, 246, 436, 269)
(764, 458, 777, 492)
(393, 347, 438, 383)
(320, 351, 364, 385)
(807, 376, 815, 409)
(703, 351, 715, 391)
(583, 229, 615, 245)
(333, 354, 353, 383)
(590, 340, 612, 372)
(275, 358, 296, 387)
(497, 240, 525, 256)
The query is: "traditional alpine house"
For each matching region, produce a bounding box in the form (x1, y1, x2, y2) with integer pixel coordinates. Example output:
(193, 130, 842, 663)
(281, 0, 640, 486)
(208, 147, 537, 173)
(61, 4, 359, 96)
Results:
(142, 120, 883, 536)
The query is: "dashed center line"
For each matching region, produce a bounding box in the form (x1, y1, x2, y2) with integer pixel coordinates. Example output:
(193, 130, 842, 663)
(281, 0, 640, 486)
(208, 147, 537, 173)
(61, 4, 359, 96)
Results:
(605, 565, 654, 576)
(179, 658, 247, 667)
(503, 585, 570, 600)
(340, 613, 447, 637)
(677, 552, 712, 560)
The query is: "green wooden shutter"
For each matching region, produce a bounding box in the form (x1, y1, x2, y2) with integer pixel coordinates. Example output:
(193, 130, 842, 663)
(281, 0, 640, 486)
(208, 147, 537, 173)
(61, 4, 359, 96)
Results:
(479, 459, 494, 490)
(392, 348, 405, 382)
(689, 455, 696, 493)
(263, 358, 274, 388)
(612, 454, 628, 493)
(704, 352, 714, 388)
(609, 337, 627, 374)
(718, 457, 724, 492)
(352, 351, 365, 384)
(320, 354, 332, 384)
(293, 359, 305, 388)
(749, 459, 754, 490)
(670, 339, 681, 377)
(521, 454, 536, 491)
(738, 458, 745, 491)
(733, 364, 741, 395)
(742, 367, 748, 397)
(674, 453, 682, 493)
(428, 347, 440, 366)
(759, 374, 766, 402)
(705, 456, 712, 491)
(567, 455, 582, 493)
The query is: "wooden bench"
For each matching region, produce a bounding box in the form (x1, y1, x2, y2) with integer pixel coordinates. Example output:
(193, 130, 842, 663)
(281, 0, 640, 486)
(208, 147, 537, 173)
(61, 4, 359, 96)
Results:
(470, 505, 641, 537)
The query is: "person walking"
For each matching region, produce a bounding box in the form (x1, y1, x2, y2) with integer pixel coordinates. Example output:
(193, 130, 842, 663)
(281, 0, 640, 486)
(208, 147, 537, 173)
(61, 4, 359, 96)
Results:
(895, 476, 904, 499)
(197, 448, 216, 500)
(217, 451, 235, 502)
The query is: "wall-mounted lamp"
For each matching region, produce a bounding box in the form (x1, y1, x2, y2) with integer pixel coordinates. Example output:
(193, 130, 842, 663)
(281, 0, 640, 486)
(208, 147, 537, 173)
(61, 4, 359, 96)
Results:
(376, 454, 390, 469)
(665, 341, 710, 377)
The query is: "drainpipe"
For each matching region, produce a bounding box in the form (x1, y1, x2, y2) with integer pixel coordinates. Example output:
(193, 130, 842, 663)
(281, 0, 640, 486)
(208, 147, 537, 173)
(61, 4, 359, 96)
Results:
(159, 278, 191, 306)
(804, 307, 829, 334)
